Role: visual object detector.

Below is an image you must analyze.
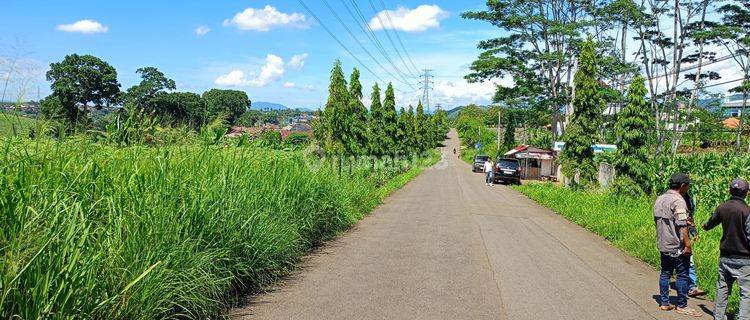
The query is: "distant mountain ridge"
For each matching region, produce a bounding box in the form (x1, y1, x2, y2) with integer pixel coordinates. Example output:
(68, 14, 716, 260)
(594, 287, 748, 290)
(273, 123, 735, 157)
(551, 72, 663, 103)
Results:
(252, 101, 288, 110)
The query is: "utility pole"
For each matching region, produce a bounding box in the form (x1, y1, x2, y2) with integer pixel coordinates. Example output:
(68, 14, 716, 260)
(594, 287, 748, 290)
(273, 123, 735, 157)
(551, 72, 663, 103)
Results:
(419, 69, 434, 113)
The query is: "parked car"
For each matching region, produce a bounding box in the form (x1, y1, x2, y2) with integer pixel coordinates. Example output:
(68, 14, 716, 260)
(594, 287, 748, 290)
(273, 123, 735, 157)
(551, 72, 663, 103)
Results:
(494, 158, 521, 185)
(472, 155, 490, 172)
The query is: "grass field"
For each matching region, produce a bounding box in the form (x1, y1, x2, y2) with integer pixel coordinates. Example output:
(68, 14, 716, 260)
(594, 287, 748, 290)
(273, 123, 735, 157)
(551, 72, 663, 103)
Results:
(0, 112, 37, 137)
(0, 139, 438, 319)
(514, 183, 737, 309)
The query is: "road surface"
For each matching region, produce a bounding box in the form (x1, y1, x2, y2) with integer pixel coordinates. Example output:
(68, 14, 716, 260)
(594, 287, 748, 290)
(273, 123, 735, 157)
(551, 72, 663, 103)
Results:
(230, 129, 713, 320)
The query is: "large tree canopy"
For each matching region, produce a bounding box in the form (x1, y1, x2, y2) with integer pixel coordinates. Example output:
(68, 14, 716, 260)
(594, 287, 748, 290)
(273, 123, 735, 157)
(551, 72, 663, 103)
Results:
(45, 54, 122, 124)
(202, 89, 250, 124)
(149, 92, 208, 128)
(125, 67, 176, 111)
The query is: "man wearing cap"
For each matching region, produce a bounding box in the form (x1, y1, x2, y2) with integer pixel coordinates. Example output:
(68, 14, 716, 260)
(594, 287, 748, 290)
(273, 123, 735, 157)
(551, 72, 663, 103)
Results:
(702, 178, 750, 320)
(654, 173, 702, 316)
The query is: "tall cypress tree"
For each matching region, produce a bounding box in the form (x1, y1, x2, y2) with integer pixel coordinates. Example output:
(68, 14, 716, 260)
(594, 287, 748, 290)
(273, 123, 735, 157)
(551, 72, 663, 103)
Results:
(415, 101, 428, 153)
(614, 75, 652, 194)
(405, 105, 416, 156)
(322, 60, 349, 160)
(396, 107, 410, 157)
(347, 68, 368, 158)
(369, 83, 386, 159)
(382, 83, 398, 160)
(560, 38, 605, 186)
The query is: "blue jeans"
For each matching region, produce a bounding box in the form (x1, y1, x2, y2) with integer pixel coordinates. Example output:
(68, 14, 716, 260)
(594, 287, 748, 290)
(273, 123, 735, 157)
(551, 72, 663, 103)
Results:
(688, 255, 697, 289)
(485, 171, 493, 184)
(660, 252, 690, 308)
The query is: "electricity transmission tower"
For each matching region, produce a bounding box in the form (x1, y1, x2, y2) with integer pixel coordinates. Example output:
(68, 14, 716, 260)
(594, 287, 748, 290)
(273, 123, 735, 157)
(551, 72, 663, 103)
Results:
(419, 69, 434, 112)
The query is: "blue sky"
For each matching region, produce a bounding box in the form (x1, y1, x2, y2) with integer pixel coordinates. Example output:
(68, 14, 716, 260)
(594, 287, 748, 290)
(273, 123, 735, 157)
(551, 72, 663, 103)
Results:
(1, 0, 503, 109)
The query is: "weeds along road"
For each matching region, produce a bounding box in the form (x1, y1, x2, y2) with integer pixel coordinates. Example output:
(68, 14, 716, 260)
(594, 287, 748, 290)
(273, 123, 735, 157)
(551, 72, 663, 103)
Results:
(230, 129, 713, 320)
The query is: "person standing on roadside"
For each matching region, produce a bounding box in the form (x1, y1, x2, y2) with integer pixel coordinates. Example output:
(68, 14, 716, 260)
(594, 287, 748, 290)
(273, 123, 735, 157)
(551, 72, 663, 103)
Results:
(483, 158, 494, 186)
(702, 178, 750, 320)
(684, 191, 707, 298)
(654, 173, 702, 317)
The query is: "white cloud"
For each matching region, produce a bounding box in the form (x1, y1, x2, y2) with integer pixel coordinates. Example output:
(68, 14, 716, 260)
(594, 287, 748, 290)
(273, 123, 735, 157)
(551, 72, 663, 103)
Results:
(56, 19, 109, 34)
(433, 80, 498, 104)
(215, 70, 251, 87)
(283, 82, 315, 91)
(214, 54, 286, 88)
(224, 5, 308, 31)
(287, 53, 309, 70)
(369, 5, 448, 32)
(250, 54, 285, 87)
(195, 25, 211, 36)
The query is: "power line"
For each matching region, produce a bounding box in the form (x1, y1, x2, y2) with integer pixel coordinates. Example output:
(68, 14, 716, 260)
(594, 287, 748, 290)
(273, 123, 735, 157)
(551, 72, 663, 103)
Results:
(376, 0, 421, 75)
(340, 0, 418, 87)
(367, 0, 419, 79)
(320, 0, 417, 90)
(296, 0, 408, 94)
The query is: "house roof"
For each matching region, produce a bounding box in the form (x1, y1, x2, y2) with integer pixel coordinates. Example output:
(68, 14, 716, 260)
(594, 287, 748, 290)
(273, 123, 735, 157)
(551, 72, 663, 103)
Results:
(504, 145, 555, 159)
(724, 117, 740, 129)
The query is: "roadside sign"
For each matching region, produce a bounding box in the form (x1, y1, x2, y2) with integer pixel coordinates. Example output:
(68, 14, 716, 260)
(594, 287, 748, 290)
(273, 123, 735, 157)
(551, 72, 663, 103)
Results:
(553, 142, 617, 153)
(475, 142, 482, 150)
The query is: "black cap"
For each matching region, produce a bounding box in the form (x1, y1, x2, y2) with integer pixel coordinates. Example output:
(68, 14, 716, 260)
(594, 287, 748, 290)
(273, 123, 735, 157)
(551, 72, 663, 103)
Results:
(730, 178, 749, 194)
(669, 173, 691, 186)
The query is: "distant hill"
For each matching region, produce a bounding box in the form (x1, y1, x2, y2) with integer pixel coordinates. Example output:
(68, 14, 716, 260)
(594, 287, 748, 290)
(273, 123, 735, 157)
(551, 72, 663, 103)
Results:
(252, 101, 288, 110)
(446, 105, 489, 118)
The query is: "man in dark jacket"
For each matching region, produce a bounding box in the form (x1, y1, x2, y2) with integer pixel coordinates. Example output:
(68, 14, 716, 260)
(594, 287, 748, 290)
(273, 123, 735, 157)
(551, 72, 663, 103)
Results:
(702, 178, 750, 320)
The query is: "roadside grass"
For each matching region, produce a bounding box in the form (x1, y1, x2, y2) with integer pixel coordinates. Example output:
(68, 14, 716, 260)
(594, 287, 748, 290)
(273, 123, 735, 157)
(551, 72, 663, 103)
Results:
(514, 183, 735, 310)
(0, 138, 438, 319)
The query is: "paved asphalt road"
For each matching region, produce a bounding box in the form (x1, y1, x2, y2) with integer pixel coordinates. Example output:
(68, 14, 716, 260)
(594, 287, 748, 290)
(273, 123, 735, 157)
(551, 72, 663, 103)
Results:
(230, 129, 714, 320)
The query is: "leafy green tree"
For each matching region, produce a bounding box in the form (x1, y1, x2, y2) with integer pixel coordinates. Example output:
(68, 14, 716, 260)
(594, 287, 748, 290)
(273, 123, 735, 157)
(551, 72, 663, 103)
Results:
(202, 89, 250, 124)
(124, 67, 176, 111)
(148, 92, 207, 128)
(462, 1, 593, 139)
(368, 83, 386, 159)
(613, 75, 652, 195)
(382, 83, 398, 160)
(45, 54, 121, 126)
(432, 109, 448, 138)
(560, 39, 605, 187)
(40, 95, 64, 121)
(347, 68, 368, 157)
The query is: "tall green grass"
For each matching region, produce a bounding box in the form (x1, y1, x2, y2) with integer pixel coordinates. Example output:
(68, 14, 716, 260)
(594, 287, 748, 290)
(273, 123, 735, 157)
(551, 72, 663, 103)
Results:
(0, 138, 437, 319)
(0, 112, 38, 137)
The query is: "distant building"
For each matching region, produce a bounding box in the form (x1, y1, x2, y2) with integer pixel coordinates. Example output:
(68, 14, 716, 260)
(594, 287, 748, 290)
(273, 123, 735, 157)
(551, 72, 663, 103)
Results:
(226, 122, 312, 140)
(280, 123, 313, 139)
(721, 94, 748, 118)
